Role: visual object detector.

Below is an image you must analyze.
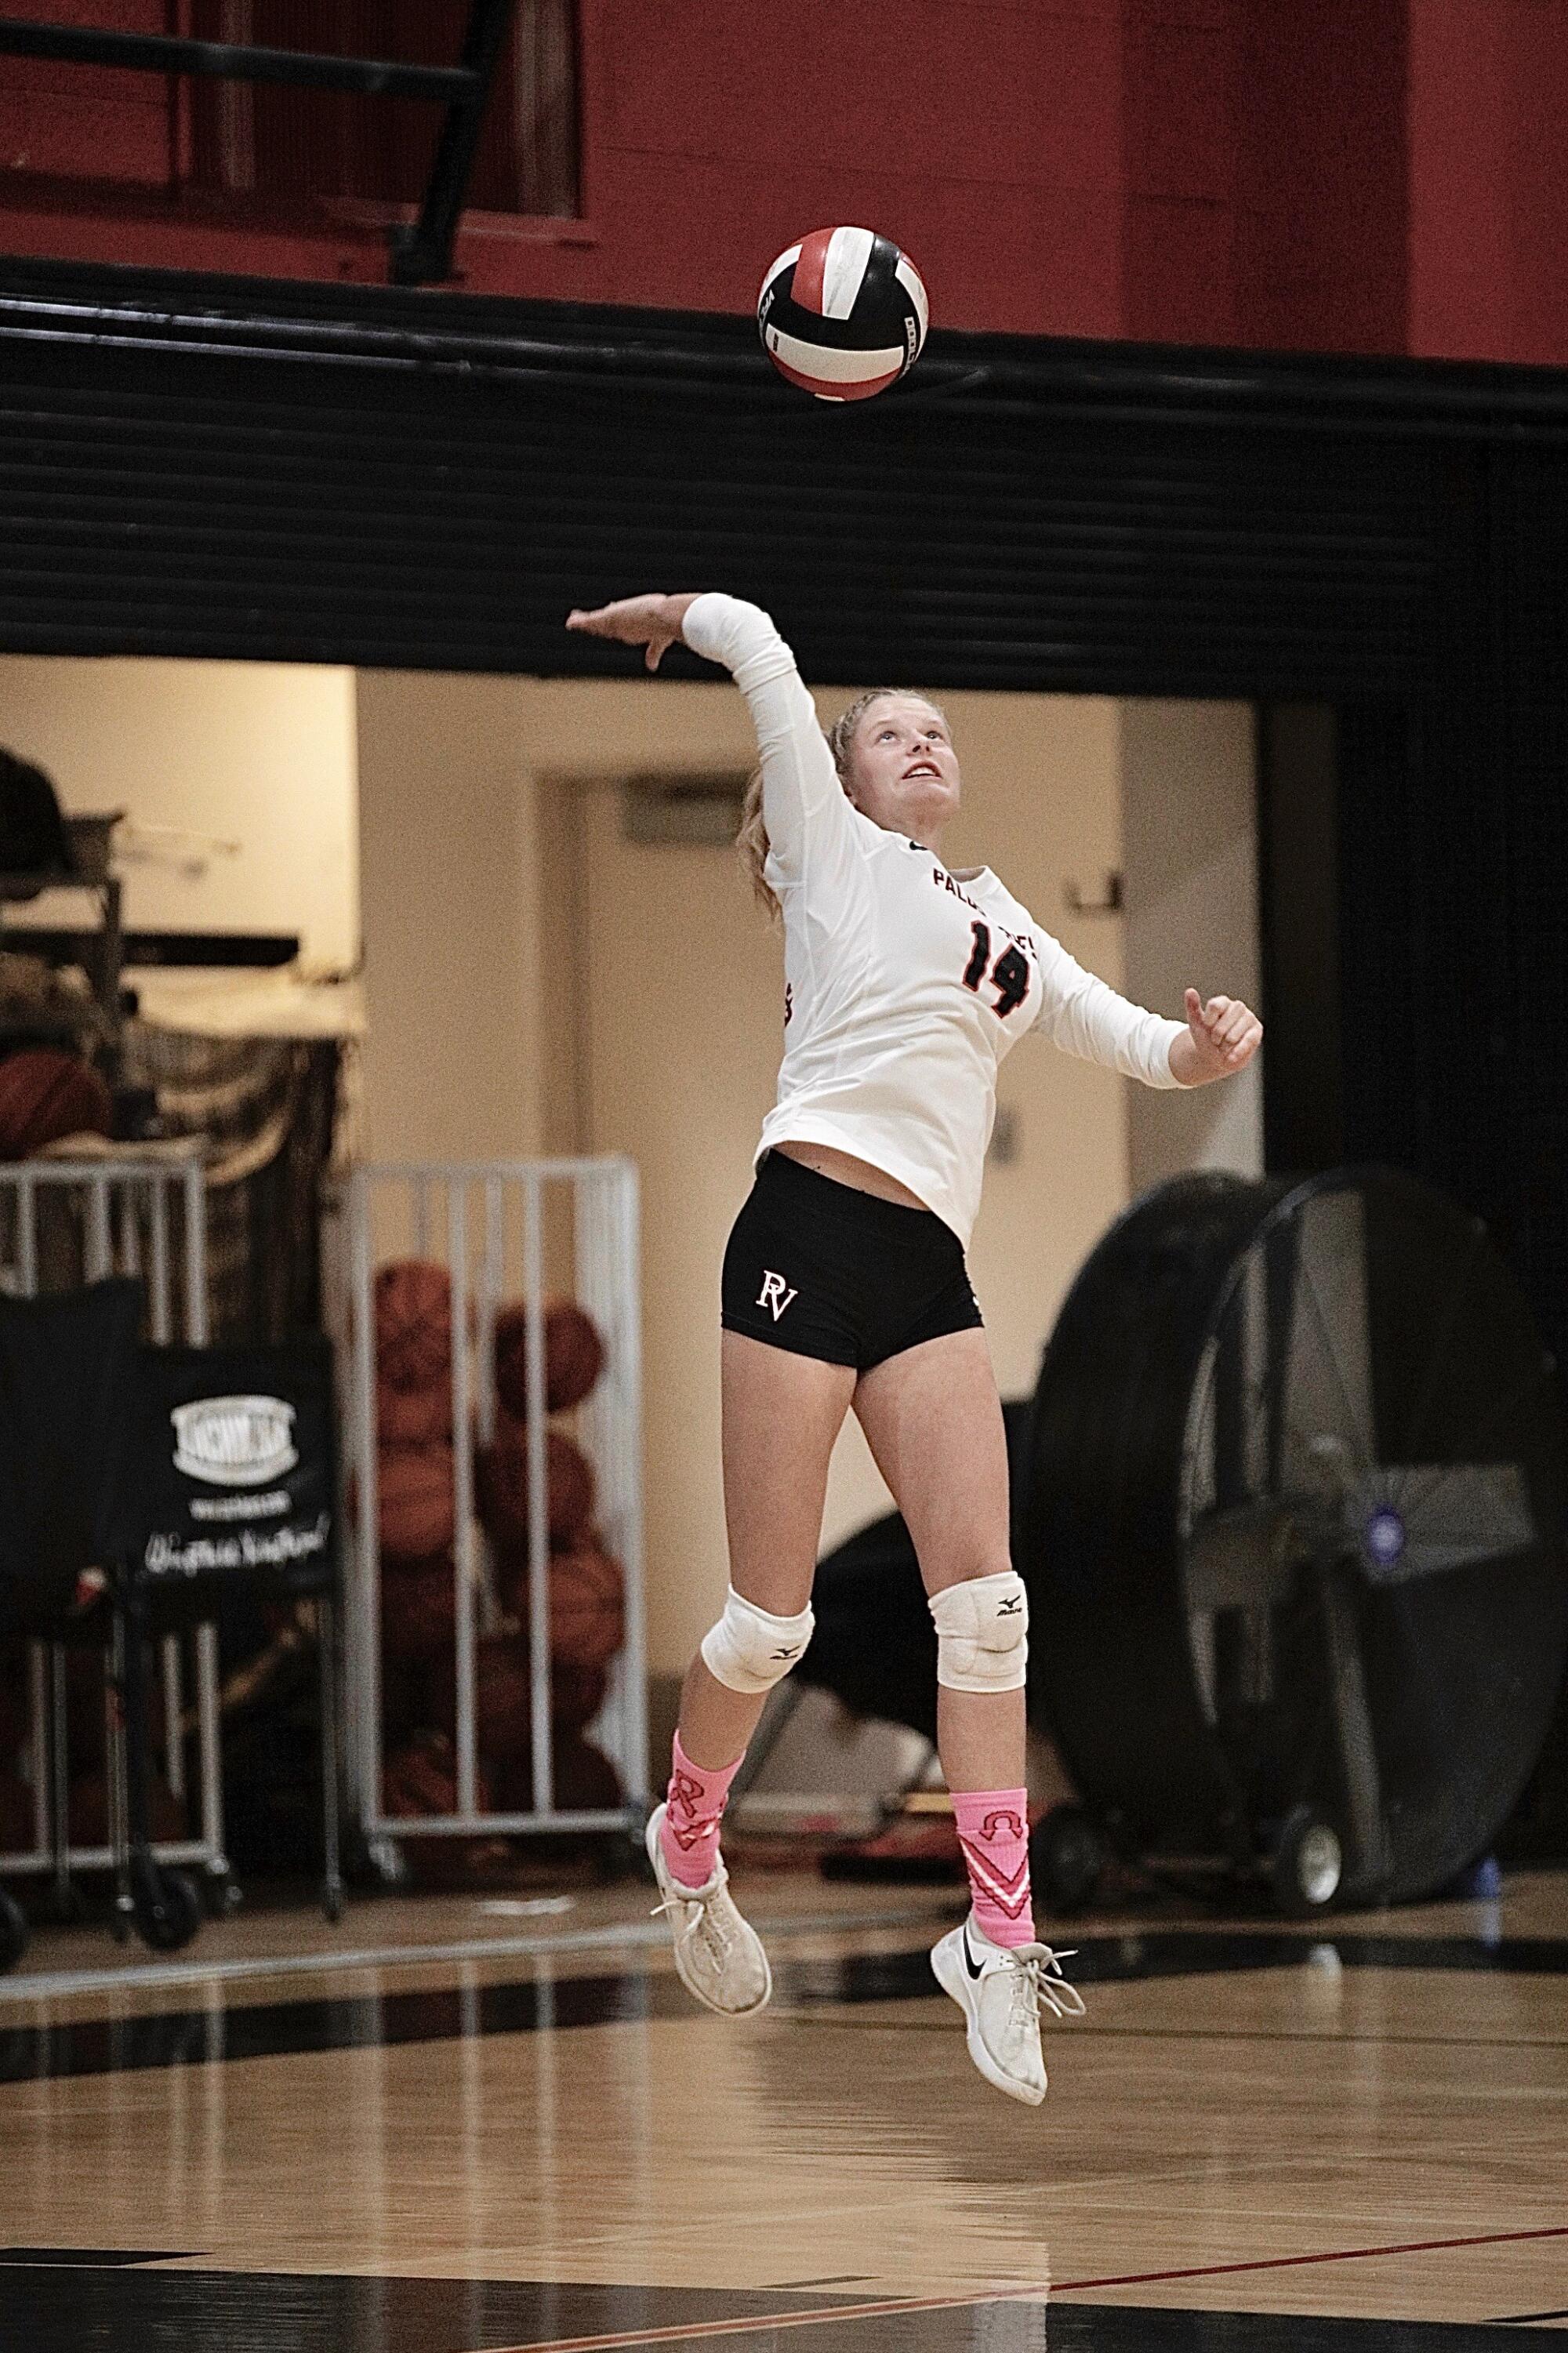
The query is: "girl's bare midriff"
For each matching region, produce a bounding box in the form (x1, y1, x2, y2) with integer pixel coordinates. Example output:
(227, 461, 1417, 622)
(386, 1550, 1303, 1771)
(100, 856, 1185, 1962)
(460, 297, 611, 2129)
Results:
(771, 1138, 929, 1210)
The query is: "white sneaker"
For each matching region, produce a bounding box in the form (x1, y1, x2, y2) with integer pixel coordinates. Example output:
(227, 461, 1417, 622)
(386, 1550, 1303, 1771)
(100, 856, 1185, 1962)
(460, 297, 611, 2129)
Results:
(931, 1912, 1085, 2106)
(645, 1802, 771, 2017)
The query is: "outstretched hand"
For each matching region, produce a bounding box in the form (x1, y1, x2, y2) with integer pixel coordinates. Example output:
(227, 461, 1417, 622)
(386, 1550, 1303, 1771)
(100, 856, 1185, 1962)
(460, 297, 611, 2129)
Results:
(1172, 988, 1263, 1085)
(565, 593, 699, 671)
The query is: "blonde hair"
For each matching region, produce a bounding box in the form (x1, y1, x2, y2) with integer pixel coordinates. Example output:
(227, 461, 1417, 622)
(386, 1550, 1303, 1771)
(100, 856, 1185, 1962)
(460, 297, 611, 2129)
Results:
(736, 688, 949, 919)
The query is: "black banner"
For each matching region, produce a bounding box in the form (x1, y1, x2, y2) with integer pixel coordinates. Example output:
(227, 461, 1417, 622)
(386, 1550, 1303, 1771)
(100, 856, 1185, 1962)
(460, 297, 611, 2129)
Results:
(125, 1338, 338, 1607)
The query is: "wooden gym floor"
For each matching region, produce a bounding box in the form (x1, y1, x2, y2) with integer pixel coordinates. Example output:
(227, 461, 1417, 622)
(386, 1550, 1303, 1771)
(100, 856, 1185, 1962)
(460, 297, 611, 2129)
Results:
(0, 1861, 1564, 2351)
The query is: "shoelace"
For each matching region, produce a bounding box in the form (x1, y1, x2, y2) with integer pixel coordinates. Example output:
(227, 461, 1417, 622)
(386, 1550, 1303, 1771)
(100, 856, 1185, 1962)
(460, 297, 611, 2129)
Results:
(651, 1879, 735, 1958)
(1005, 1944, 1087, 2027)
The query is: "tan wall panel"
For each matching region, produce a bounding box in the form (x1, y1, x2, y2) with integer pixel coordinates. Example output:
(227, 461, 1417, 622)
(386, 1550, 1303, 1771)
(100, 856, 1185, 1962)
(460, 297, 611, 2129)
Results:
(0, 655, 358, 969)
(355, 671, 543, 1165)
(1121, 699, 1263, 1191)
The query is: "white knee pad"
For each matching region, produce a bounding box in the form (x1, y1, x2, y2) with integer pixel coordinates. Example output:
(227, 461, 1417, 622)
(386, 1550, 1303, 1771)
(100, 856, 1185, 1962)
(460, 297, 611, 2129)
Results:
(929, 1570, 1029, 1694)
(700, 1585, 815, 1695)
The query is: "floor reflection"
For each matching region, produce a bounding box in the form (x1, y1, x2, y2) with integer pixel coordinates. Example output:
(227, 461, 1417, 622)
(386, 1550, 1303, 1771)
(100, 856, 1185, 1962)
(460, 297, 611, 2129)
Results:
(0, 2267, 1549, 2352)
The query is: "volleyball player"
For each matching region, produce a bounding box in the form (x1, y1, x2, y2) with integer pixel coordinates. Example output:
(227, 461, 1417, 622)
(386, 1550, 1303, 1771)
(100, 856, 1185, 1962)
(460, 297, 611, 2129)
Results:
(565, 591, 1262, 2104)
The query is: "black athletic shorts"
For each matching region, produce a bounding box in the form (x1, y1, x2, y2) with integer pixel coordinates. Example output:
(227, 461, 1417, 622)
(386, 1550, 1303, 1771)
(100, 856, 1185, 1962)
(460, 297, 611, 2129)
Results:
(720, 1149, 984, 1372)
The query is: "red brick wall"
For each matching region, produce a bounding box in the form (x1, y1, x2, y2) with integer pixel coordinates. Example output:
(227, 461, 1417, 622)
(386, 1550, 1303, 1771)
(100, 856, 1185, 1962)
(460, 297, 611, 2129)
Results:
(0, 0, 1563, 365)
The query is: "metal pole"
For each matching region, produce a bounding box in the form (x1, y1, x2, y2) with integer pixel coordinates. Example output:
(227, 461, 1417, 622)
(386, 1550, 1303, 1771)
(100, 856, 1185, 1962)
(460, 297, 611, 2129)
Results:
(522, 1173, 552, 1816)
(147, 1177, 171, 1344)
(449, 1185, 478, 1821)
(181, 1159, 227, 1880)
(86, 1175, 111, 1282)
(390, 0, 519, 285)
(0, 19, 477, 100)
(615, 1164, 650, 1806)
(350, 1171, 383, 1838)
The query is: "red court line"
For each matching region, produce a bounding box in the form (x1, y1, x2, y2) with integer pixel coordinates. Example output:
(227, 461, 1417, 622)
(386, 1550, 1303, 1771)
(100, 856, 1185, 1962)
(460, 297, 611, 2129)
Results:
(1052, 2221, 1568, 2294)
(481, 2222, 1568, 2353)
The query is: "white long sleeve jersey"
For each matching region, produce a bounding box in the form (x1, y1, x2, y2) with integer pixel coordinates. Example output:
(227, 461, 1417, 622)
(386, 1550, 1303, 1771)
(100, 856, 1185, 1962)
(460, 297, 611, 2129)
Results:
(683, 594, 1187, 1249)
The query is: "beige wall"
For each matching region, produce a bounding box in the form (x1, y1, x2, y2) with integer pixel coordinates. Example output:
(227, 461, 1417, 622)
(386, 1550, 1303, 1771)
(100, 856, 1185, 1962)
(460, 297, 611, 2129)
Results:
(1120, 699, 1264, 1192)
(0, 655, 358, 971)
(354, 672, 547, 1164)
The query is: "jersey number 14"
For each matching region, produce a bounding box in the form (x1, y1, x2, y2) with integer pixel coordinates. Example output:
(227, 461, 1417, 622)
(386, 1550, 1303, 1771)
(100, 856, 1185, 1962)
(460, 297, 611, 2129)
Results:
(961, 921, 1031, 1017)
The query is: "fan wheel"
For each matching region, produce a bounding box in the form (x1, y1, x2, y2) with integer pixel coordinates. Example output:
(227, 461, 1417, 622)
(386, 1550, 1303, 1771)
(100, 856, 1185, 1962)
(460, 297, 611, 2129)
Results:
(0, 1888, 27, 1974)
(1023, 1167, 1567, 1906)
(1271, 1806, 1344, 1916)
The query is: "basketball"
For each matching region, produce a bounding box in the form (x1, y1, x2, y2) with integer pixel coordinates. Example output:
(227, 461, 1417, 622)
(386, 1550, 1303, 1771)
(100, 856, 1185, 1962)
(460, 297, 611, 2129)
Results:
(547, 1541, 625, 1672)
(492, 1298, 606, 1418)
(373, 1260, 452, 1391)
(426, 1641, 608, 1752)
(379, 1552, 456, 1661)
(551, 1657, 608, 1735)
(376, 1378, 452, 1448)
(426, 1629, 534, 1766)
(477, 1423, 596, 1553)
(377, 1443, 456, 1562)
(377, 1643, 425, 1743)
(757, 227, 928, 402)
(0, 1047, 112, 1160)
(381, 1729, 508, 1886)
(493, 1730, 623, 1818)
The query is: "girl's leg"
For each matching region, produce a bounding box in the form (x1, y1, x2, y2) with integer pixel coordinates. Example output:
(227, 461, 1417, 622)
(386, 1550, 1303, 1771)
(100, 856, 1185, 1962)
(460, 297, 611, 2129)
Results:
(660, 1330, 855, 1886)
(853, 1327, 1021, 1775)
(854, 1327, 1073, 2104)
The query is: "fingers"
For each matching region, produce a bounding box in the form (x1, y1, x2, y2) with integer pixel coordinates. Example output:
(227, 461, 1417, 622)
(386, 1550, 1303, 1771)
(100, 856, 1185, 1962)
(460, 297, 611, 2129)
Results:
(1186, 989, 1262, 1069)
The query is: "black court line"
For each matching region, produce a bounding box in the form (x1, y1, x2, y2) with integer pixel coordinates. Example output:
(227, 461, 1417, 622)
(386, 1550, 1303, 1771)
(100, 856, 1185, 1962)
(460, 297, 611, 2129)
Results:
(2, 2266, 1566, 2353)
(1, 1929, 1564, 2085)
(0, 2247, 197, 2266)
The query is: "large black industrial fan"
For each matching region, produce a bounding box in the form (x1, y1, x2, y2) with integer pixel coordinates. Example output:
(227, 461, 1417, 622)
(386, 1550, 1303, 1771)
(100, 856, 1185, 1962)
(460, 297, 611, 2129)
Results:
(1022, 1168, 1567, 1915)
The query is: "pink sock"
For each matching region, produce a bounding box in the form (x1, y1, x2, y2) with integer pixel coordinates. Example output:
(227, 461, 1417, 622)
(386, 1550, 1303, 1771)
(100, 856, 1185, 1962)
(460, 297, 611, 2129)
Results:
(953, 1788, 1034, 1948)
(659, 1731, 742, 1889)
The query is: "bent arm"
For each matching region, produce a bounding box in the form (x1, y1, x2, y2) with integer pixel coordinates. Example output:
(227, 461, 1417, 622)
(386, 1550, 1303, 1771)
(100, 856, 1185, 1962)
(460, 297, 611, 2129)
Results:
(1031, 929, 1187, 1087)
(681, 593, 858, 888)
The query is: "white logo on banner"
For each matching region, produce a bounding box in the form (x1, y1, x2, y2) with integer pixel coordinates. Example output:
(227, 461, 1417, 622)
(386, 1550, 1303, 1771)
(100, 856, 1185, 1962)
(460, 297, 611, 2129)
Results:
(170, 1396, 299, 1488)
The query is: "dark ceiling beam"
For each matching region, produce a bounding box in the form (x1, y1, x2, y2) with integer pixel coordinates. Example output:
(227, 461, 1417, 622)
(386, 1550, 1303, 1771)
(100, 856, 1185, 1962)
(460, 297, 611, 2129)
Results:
(0, 16, 476, 101)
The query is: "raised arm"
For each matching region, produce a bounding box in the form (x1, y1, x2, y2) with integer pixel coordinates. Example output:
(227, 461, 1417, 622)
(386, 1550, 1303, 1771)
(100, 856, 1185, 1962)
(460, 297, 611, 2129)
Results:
(566, 591, 859, 889)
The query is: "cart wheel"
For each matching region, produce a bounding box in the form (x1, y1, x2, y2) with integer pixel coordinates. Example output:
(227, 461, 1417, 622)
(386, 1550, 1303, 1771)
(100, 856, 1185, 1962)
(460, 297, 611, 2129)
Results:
(201, 1869, 243, 1922)
(132, 1865, 203, 1953)
(1030, 1803, 1107, 1914)
(1271, 1806, 1343, 1917)
(321, 1881, 344, 1925)
(0, 1890, 28, 1974)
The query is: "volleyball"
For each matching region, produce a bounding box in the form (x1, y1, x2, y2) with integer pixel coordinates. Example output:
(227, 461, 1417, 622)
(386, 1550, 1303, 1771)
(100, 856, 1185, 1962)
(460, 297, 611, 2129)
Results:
(757, 227, 928, 402)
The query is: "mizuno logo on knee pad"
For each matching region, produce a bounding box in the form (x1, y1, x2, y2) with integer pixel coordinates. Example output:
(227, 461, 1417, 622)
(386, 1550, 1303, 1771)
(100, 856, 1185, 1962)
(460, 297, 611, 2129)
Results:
(928, 1570, 1029, 1694)
(702, 1585, 815, 1694)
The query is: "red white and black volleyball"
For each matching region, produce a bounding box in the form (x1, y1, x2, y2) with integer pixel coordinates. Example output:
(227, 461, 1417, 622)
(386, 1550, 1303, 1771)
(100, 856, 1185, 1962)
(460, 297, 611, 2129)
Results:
(758, 227, 929, 401)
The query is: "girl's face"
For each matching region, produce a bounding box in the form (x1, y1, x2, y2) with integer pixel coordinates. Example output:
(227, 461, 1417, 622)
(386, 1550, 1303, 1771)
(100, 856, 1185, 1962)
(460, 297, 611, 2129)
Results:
(846, 695, 961, 841)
